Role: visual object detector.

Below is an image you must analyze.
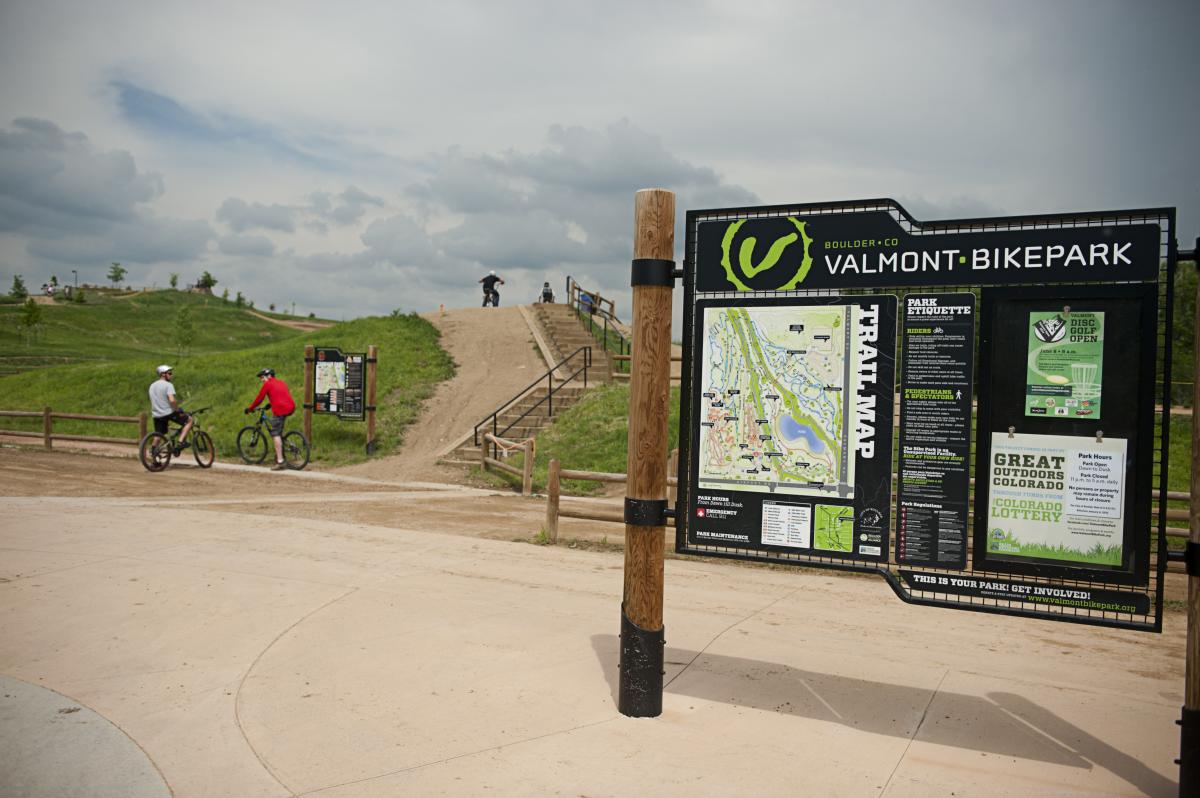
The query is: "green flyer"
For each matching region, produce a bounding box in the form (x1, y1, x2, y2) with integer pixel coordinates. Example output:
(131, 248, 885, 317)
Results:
(1024, 311, 1104, 419)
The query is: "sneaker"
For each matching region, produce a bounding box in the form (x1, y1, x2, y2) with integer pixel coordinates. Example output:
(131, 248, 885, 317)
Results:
(272, 461, 287, 471)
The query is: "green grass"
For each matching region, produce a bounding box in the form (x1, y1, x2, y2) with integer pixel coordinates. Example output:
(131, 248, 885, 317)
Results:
(494, 383, 680, 494)
(0, 312, 454, 466)
(0, 290, 305, 374)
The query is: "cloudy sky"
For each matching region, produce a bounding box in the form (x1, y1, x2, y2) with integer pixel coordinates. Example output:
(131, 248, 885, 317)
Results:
(1, 0, 1197, 320)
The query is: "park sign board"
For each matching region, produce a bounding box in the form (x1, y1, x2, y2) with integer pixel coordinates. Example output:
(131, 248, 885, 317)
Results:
(676, 198, 1174, 632)
(695, 210, 1161, 293)
(313, 347, 366, 420)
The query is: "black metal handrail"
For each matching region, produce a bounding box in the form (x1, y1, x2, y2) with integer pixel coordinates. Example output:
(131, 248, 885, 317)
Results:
(473, 345, 592, 452)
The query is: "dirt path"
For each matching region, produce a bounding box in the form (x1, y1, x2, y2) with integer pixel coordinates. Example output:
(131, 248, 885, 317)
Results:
(244, 309, 333, 331)
(334, 305, 547, 483)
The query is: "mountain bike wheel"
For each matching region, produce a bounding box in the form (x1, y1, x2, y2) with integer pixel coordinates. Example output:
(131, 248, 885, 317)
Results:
(237, 425, 267, 464)
(282, 431, 310, 470)
(192, 430, 215, 468)
(139, 432, 172, 472)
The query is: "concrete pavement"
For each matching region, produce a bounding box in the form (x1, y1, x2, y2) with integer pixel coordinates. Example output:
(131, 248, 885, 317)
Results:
(0, 496, 1184, 796)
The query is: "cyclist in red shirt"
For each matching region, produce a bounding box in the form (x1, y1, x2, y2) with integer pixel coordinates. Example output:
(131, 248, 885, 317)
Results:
(245, 368, 296, 470)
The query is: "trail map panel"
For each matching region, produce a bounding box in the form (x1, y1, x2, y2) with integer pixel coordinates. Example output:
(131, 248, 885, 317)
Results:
(689, 295, 896, 562)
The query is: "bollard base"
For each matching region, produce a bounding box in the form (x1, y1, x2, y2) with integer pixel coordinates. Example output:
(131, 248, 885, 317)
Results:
(618, 605, 664, 717)
(1181, 706, 1200, 796)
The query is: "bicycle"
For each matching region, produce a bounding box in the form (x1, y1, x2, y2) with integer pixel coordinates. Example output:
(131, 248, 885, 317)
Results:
(482, 287, 500, 307)
(139, 407, 216, 472)
(236, 405, 310, 470)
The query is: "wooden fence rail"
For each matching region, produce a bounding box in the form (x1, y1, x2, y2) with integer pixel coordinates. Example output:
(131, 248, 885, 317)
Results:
(0, 407, 147, 450)
(481, 432, 535, 496)
(544, 449, 679, 543)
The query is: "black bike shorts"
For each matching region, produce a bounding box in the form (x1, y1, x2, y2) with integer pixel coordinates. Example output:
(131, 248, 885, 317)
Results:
(153, 410, 190, 434)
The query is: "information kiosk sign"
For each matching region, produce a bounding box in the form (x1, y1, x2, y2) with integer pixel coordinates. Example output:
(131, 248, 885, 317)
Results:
(675, 199, 1175, 632)
(312, 347, 367, 420)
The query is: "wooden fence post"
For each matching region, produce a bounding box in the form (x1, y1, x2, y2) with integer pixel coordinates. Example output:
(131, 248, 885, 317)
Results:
(667, 447, 679, 507)
(545, 458, 561, 543)
(303, 344, 314, 444)
(619, 188, 675, 718)
(138, 411, 147, 441)
(366, 345, 378, 454)
(522, 438, 534, 496)
(42, 406, 52, 450)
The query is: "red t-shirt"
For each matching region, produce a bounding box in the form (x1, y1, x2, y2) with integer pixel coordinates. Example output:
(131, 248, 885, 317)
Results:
(248, 377, 295, 416)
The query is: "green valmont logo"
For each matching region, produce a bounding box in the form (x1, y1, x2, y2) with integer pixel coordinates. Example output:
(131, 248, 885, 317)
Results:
(719, 217, 814, 291)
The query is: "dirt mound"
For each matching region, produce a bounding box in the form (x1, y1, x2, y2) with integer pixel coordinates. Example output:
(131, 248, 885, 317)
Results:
(333, 305, 547, 483)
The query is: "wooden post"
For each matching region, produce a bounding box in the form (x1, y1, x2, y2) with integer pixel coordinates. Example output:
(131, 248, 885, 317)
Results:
(522, 438, 534, 496)
(303, 344, 314, 443)
(619, 188, 674, 718)
(1183, 240, 1200, 796)
(42, 406, 52, 450)
(138, 411, 147, 441)
(366, 345, 378, 454)
(545, 458, 561, 543)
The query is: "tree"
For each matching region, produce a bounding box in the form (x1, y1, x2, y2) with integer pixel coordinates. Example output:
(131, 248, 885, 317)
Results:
(18, 298, 42, 343)
(73, 288, 86, 304)
(108, 262, 127, 288)
(221, 288, 229, 302)
(49, 274, 58, 286)
(235, 291, 245, 308)
(169, 273, 179, 289)
(197, 271, 217, 290)
(10, 274, 27, 299)
(174, 305, 195, 357)
(268, 303, 276, 312)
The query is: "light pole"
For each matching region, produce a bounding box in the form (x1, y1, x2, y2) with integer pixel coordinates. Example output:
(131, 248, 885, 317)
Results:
(71, 270, 77, 288)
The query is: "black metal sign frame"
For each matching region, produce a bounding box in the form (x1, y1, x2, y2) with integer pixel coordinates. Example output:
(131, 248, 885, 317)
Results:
(675, 198, 1175, 633)
(312, 347, 367, 421)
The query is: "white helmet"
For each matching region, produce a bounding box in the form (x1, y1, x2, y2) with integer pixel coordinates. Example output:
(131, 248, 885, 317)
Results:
(490, 270, 496, 275)
(156, 364, 173, 375)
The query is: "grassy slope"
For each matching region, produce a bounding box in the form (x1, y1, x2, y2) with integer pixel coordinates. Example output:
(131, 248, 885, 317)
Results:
(0, 290, 304, 371)
(0, 313, 454, 466)
(494, 384, 680, 494)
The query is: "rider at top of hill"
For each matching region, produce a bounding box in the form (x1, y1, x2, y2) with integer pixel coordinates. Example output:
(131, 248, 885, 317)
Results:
(479, 270, 504, 307)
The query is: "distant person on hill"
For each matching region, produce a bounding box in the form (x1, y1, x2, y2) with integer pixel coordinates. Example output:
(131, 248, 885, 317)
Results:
(149, 365, 193, 453)
(245, 368, 296, 470)
(479, 270, 504, 307)
(540, 282, 555, 303)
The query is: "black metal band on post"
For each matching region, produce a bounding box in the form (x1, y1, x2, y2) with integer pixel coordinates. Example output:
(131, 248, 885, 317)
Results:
(302, 403, 314, 410)
(618, 605, 664, 717)
(624, 497, 668, 526)
(365, 405, 377, 412)
(631, 258, 677, 287)
(1186, 542, 1200, 577)
(1179, 707, 1200, 794)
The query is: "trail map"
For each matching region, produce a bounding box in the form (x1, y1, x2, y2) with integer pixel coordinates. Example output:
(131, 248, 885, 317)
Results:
(697, 305, 858, 498)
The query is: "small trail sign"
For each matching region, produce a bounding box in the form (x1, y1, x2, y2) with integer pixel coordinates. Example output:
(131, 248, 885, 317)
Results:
(313, 347, 366, 420)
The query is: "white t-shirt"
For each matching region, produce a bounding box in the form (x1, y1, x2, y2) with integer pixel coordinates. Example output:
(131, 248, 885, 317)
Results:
(149, 379, 176, 418)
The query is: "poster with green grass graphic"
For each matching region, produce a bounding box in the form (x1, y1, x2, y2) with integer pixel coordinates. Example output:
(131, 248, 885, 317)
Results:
(813, 504, 854, 552)
(985, 432, 1126, 567)
(1024, 311, 1104, 419)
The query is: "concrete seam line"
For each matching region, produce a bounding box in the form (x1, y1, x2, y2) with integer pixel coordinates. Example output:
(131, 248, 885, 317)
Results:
(0, 672, 176, 798)
(295, 716, 620, 796)
(663, 587, 803, 690)
(878, 668, 951, 796)
(233, 586, 360, 797)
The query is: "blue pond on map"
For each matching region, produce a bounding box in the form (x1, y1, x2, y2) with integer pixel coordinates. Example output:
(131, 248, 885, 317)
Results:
(778, 415, 825, 452)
